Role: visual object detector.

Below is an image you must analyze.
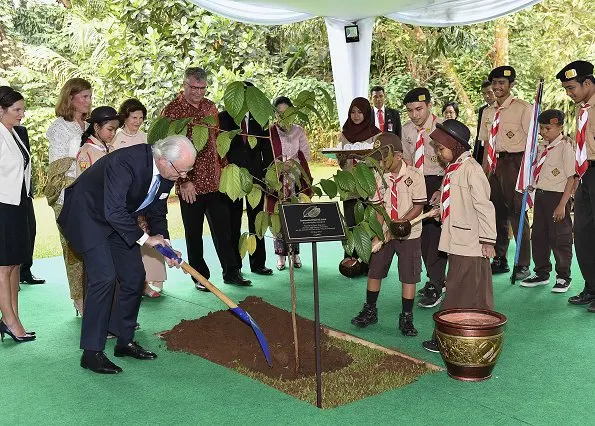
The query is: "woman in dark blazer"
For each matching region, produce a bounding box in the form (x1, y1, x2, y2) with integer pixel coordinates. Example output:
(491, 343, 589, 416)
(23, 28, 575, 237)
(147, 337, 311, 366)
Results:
(0, 86, 35, 343)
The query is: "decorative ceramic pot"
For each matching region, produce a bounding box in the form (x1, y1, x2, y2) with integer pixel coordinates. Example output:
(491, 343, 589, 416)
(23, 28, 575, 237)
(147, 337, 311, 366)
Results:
(433, 309, 507, 381)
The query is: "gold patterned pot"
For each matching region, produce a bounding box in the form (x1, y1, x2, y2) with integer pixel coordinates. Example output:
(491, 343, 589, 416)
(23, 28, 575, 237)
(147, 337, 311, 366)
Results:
(433, 309, 507, 381)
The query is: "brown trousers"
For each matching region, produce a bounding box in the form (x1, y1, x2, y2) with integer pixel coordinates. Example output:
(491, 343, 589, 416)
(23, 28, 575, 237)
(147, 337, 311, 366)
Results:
(531, 190, 573, 279)
(489, 153, 531, 266)
(440, 254, 494, 310)
(422, 175, 447, 288)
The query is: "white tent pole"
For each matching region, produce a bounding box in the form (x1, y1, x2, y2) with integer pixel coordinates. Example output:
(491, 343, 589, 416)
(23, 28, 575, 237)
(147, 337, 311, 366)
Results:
(324, 17, 375, 126)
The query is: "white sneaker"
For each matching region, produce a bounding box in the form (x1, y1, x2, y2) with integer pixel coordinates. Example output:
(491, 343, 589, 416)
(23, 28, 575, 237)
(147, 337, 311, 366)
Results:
(552, 278, 571, 293)
(520, 275, 550, 287)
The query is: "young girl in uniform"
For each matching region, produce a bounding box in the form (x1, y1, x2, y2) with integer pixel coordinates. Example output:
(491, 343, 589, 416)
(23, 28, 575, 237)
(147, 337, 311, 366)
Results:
(75, 106, 120, 177)
(422, 120, 497, 352)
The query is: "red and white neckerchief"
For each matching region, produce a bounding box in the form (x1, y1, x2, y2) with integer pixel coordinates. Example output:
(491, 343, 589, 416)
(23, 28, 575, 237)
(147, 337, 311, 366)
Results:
(532, 136, 563, 185)
(390, 174, 403, 220)
(414, 114, 437, 171)
(486, 106, 504, 173)
(576, 103, 591, 178)
(441, 152, 471, 222)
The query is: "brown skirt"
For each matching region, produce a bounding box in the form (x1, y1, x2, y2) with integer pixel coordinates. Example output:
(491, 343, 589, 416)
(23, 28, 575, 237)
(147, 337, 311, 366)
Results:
(440, 254, 494, 310)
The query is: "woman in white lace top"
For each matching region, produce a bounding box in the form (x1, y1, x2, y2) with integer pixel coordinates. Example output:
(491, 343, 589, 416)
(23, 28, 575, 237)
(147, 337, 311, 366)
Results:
(46, 78, 92, 316)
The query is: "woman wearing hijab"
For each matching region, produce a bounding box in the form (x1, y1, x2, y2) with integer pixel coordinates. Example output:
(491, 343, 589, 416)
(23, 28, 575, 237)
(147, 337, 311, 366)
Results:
(337, 97, 381, 277)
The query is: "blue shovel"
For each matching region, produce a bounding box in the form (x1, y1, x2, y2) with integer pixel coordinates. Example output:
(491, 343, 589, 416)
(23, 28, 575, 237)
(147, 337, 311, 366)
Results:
(155, 244, 272, 366)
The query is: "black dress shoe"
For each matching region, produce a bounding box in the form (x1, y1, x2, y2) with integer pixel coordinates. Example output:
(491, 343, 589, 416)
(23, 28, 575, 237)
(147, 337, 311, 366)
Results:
(114, 341, 157, 360)
(568, 290, 595, 305)
(588, 301, 595, 313)
(251, 267, 273, 276)
(223, 272, 252, 286)
(491, 257, 510, 274)
(513, 266, 530, 281)
(20, 275, 45, 285)
(81, 351, 123, 374)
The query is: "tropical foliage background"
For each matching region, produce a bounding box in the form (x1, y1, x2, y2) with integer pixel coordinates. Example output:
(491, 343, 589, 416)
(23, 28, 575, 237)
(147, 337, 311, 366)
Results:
(1, 0, 594, 196)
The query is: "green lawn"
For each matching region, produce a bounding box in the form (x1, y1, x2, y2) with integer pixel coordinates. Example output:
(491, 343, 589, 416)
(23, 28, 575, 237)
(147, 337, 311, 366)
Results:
(33, 162, 339, 259)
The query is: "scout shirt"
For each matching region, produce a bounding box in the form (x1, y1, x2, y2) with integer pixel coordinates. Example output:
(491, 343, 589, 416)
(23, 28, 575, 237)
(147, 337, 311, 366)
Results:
(370, 160, 427, 240)
(478, 95, 532, 158)
(402, 113, 445, 176)
(75, 136, 108, 178)
(438, 152, 496, 257)
(534, 135, 575, 192)
(579, 92, 595, 160)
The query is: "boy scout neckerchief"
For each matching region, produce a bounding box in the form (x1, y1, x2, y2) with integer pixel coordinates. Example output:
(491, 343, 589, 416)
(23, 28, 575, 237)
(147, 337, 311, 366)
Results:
(441, 152, 471, 222)
(532, 136, 563, 185)
(414, 114, 437, 172)
(576, 103, 591, 178)
(487, 106, 504, 173)
(390, 174, 403, 220)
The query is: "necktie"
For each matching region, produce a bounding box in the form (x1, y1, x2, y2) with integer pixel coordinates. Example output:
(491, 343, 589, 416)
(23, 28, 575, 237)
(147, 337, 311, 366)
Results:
(414, 128, 424, 170)
(390, 175, 403, 220)
(441, 155, 470, 222)
(487, 107, 503, 173)
(576, 103, 590, 178)
(377, 109, 385, 131)
(136, 175, 162, 212)
(241, 118, 248, 144)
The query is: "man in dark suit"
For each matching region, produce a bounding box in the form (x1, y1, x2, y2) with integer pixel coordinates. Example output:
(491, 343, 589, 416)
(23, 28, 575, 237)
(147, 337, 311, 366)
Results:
(219, 103, 273, 277)
(370, 85, 402, 138)
(14, 126, 45, 285)
(472, 80, 496, 163)
(58, 135, 196, 374)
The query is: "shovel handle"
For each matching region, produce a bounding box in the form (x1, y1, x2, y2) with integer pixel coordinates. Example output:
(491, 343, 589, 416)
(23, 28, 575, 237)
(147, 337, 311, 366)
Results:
(408, 209, 438, 226)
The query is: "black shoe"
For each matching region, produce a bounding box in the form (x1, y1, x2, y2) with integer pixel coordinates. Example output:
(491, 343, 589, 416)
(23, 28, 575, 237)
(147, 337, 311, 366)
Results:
(513, 266, 530, 281)
(195, 282, 210, 292)
(351, 303, 378, 328)
(588, 301, 595, 313)
(417, 285, 444, 308)
(20, 275, 45, 285)
(568, 290, 595, 305)
(398, 312, 418, 337)
(520, 275, 549, 288)
(223, 271, 252, 286)
(417, 281, 432, 297)
(552, 278, 571, 293)
(114, 341, 157, 360)
(81, 351, 122, 374)
(422, 339, 439, 353)
(491, 257, 510, 274)
(251, 267, 273, 276)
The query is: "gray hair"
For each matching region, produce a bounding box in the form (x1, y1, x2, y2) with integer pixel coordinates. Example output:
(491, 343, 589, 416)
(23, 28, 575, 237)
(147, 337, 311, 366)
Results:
(152, 135, 196, 162)
(184, 67, 208, 82)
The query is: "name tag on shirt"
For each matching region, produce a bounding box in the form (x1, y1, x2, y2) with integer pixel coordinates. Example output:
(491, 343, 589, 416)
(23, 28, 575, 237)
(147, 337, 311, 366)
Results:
(158, 193, 169, 200)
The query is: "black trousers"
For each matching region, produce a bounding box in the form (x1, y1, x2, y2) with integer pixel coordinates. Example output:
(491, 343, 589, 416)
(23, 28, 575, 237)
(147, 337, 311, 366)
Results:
(20, 197, 36, 279)
(227, 195, 266, 270)
(81, 232, 144, 351)
(422, 175, 447, 289)
(179, 192, 238, 280)
(574, 167, 595, 294)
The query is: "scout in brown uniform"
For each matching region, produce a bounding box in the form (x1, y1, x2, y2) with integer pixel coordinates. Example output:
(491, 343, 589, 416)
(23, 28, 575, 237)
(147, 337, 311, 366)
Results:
(520, 110, 576, 292)
(75, 106, 119, 178)
(556, 60, 595, 312)
(478, 66, 532, 280)
(421, 120, 496, 352)
(351, 133, 426, 336)
(401, 88, 447, 308)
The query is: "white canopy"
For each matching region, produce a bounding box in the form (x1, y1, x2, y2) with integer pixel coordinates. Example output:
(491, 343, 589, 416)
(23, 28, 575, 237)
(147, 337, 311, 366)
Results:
(189, 0, 541, 122)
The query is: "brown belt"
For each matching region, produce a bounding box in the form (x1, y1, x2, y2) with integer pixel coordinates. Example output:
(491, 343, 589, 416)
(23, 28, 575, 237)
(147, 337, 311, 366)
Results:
(496, 151, 523, 158)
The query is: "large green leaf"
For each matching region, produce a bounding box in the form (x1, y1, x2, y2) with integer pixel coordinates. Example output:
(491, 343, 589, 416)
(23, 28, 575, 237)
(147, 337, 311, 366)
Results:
(247, 184, 263, 209)
(355, 163, 378, 197)
(247, 234, 257, 255)
(147, 116, 170, 145)
(168, 117, 191, 136)
(239, 232, 248, 259)
(311, 185, 323, 197)
(191, 125, 209, 152)
(246, 85, 274, 128)
(201, 116, 216, 127)
(219, 164, 243, 201)
(254, 211, 269, 238)
(223, 81, 246, 122)
(239, 167, 253, 194)
(342, 229, 355, 256)
(265, 166, 282, 192)
(216, 131, 231, 158)
(366, 207, 385, 241)
(270, 213, 281, 235)
(319, 178, 337, 199)
(353, 225, 372, 264)
(355, 179, 370, 199)
(335, 170, 356, 192)
(248, 135, 257, 149)
(354, 200, 365, 224)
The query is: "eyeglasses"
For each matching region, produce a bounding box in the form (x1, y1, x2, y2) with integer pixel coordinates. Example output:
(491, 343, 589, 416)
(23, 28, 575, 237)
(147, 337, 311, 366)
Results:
(170, 161, 192, 177)
(184, 81, 208, 92)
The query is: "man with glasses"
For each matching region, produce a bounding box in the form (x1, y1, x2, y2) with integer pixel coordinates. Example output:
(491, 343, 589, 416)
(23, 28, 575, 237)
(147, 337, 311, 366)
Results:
(162, 67, 251, 291)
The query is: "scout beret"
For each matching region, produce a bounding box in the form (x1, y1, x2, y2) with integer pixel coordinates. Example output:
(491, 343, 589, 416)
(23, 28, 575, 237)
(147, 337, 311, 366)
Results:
(403, 87, 431, 105)
(431, 120, 471, 151)
(538, 109, 565, 125)
(488, 66, 516, 82)
(86, 106, 121, 124)
(556, 61, 594, 82)
(371, 132, 403, 161)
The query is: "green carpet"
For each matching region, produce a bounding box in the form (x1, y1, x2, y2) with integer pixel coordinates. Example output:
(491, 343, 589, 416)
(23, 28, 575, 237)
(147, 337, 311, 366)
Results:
(7, 235, 594, 425)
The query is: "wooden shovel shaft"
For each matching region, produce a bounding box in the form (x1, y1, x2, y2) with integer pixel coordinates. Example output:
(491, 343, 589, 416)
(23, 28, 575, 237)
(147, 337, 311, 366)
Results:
(180, 261, 238, 309)
(408, 209, 438, 226)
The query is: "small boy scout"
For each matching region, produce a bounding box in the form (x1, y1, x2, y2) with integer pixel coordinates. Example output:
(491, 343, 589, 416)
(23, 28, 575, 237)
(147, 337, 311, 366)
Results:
(478, 66, 532, 280)
(521, 110, 575, 292)
(401, 88, 447, 308)
(351, 132, 426, 336)
(556, 60, 595, 312)
(76, 135, 108, 177)
(422, 120, 496, 352)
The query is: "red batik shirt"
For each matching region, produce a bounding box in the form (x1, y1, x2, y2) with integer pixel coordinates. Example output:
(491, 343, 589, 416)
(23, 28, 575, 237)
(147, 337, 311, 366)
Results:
(161, 93, 223, 195)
